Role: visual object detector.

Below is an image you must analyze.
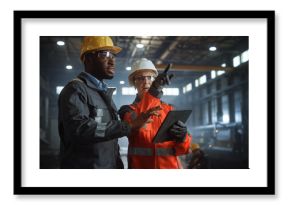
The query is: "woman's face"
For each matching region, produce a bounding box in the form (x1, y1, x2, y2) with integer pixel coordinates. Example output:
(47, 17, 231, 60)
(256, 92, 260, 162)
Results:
(133, 70, 156, 98)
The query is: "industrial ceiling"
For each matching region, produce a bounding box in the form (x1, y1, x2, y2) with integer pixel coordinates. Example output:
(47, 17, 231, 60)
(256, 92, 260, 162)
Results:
(40, 36, 248, 93)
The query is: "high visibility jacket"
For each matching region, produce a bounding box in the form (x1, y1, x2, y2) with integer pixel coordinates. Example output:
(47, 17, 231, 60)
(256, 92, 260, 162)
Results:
(119, 92, 192, 169)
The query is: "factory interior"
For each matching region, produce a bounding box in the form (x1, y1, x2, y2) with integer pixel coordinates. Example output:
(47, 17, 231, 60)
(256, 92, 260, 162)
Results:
(40, 36, 249, 169)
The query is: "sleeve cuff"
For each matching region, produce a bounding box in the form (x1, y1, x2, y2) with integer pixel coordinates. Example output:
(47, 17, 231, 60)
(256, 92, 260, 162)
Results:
(148, 87, 163, 99)
(121, 121, 132, 136)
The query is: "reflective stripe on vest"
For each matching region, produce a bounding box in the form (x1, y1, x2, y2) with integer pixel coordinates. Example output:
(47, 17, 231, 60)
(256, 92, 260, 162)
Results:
(156, 147, 176, 156)
(128, 147, 176, 156)
(128, 147, 152, 156)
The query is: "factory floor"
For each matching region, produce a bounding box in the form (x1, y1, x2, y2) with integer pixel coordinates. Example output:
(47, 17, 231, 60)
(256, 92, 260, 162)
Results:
(40, 150, 248, 169)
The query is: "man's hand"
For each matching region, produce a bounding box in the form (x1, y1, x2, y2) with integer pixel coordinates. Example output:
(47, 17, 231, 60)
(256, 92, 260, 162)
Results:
(149, 64, 174, 98)
(130, 106, 162, 131)
(168, 120, 187, 142)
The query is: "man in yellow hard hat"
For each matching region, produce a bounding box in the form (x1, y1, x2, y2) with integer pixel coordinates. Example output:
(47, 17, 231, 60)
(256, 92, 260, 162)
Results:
(58, 36, 158, 169)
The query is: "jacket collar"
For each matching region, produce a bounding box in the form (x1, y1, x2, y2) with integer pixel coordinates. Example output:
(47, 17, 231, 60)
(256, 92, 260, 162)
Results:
(133, 94, 141, 104)
(78, 72, 108, 92)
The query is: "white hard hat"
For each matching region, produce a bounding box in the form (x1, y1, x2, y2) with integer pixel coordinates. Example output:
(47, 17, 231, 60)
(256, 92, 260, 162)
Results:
(128, 58, 158, 86)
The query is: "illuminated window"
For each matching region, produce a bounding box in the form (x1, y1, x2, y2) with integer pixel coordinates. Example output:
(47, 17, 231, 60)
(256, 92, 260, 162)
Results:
(222, 95, 230, 123)
(195, 79, 199, 87)
(223, 114, 230, 123)
(122, 87, 136, 95)
(233, 55, 241, 67)
(186, 83, 192, 92)
(217, 70, 225, 76)
(241, 50, 249, 63)
(163, 88, 179, 96)
(183, 83, 192, 94)
(211, 70, 216, 79)
(136, 43, 144, 48)
(199, 75, 207, 85)
(108, 87, 117, 95)
(56, 86, 64, 95)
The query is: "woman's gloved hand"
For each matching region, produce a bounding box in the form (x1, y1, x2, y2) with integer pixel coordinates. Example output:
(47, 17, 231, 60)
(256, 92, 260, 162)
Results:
(168, 120, 187, 142)
(149, 64, 174, 98)
(130, 106, 162, 131)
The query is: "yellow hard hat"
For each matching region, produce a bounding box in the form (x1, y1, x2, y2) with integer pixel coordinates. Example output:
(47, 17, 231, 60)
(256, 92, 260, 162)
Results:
(80, 36, 122, 61)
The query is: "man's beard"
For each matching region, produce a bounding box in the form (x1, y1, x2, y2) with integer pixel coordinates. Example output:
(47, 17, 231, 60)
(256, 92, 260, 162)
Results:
(104, 75, 113, 80)
(92, 71, 114, 80)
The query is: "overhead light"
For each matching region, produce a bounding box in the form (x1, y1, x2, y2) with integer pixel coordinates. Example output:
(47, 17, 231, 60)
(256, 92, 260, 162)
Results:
(120, 81, 125, 85)
(209, 46, 217, 51)
(136, 43, 144, 48)
(66, 65, 73, 70)
(57, 41, 65, 46)
(126, 66, 131, 71)
(221, 63, 226, 67)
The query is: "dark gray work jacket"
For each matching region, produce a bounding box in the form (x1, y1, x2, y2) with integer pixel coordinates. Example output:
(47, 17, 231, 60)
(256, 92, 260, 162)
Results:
(58, 72, 131, 169)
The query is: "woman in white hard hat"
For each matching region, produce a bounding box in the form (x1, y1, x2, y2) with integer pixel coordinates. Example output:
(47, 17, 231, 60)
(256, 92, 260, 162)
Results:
(119, 58, 192, 169)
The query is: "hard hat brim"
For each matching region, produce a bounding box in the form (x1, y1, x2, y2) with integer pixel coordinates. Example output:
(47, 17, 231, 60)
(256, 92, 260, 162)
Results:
(90, 46, 122, 54)
(99, 46, 122, 54)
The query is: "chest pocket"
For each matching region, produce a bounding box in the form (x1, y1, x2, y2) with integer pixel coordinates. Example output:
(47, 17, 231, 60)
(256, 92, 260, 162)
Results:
(90, 106, 111, 123)
(86, 89, 117, 124)
(88, 104, 111, 125)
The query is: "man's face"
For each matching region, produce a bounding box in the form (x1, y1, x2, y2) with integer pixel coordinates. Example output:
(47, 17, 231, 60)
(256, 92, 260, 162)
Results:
(87, 50, 116, 80)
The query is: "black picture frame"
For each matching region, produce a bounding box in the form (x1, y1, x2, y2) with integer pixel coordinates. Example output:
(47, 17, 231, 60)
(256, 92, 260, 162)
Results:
(14, 10, 275, 195)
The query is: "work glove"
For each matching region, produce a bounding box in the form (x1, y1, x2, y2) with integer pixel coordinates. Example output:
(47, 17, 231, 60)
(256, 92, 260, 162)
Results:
(130, 106, 162, 131)
(168, 120, 187, 142)
(149, 64, 174, 98)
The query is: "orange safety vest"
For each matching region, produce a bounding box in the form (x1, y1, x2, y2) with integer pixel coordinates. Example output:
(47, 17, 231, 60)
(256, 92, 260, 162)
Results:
(122, 92, 192, 169)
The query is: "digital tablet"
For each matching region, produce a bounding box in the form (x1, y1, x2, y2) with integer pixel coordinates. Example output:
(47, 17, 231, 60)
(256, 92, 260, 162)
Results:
(152, 110, 192, 143)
